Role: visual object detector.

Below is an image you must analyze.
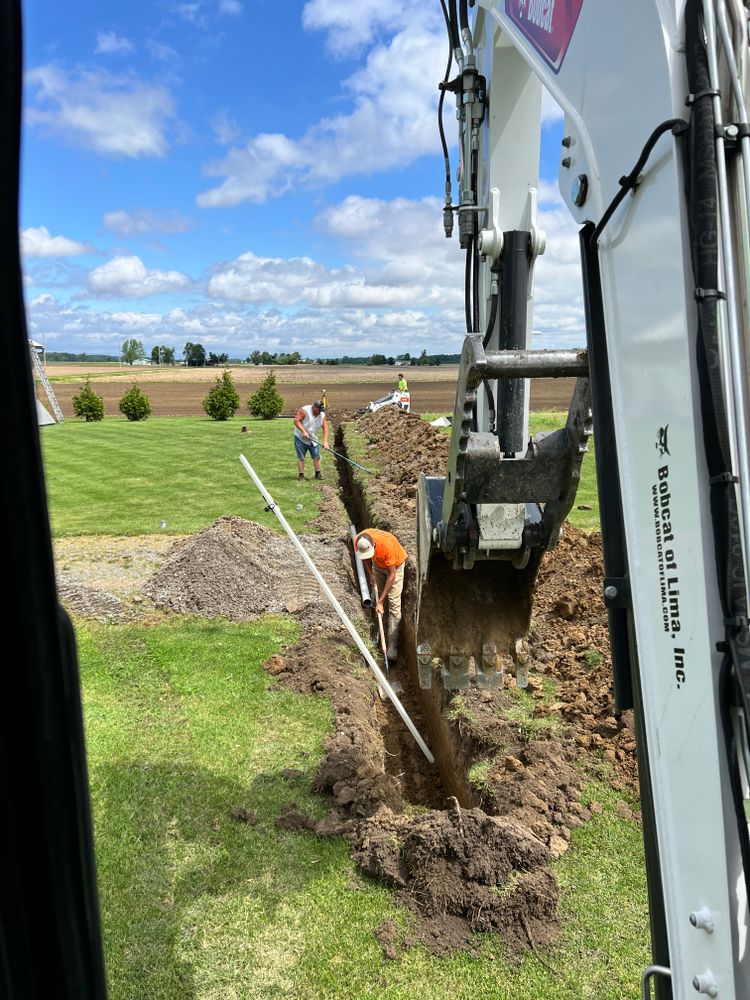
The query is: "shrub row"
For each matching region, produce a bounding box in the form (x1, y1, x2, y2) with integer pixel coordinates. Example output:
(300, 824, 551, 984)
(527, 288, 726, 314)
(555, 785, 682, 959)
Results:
(71, 371, 284, 422)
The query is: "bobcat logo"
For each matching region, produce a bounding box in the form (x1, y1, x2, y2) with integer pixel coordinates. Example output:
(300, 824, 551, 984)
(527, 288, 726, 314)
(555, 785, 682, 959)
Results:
(656, 425, 670, 457)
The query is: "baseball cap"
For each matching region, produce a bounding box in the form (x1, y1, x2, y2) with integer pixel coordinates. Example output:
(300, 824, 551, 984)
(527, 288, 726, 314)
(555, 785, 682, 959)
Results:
(356, 535, 375, 560)
(313, 399, 325, 411)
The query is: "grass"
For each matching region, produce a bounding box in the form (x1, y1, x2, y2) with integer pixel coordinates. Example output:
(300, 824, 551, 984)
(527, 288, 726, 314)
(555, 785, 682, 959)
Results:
(41, 417, 648, 996)
(79, 614, 649, 1000)
(422, 410, 600, 532)
(40, 416, 325, 537)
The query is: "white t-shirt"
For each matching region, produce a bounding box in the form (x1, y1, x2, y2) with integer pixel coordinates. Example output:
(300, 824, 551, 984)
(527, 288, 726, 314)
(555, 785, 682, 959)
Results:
(294, 404, 325, 441)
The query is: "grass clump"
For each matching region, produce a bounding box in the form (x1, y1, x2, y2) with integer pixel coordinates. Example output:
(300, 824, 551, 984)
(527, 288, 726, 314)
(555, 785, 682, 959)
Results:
(582, 648, 604, 669)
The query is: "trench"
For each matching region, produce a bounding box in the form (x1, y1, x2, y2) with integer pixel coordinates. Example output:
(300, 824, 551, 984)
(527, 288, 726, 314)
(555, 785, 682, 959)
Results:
(333, 425, 477, 811)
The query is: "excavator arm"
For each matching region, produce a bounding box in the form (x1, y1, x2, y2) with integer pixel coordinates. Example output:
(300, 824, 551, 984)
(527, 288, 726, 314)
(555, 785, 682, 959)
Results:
(417, 1, 750, 995)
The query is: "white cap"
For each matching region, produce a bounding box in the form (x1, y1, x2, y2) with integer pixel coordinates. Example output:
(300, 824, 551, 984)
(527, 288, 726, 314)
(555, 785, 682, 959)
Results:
(356, 535, 375, 560)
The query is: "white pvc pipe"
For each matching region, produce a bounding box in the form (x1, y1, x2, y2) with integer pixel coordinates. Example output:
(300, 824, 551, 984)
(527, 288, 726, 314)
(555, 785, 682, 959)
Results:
(349, 524, 372, 608)
(240, 454, 435, 763)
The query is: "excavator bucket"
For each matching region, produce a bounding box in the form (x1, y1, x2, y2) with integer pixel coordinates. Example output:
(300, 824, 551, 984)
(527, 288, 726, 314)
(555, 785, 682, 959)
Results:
(416, 474, 541, 690)
(413, 338, 592, 691)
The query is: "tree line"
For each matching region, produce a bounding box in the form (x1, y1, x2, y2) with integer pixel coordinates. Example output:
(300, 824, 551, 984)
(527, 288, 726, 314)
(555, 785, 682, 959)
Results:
(47, 342, 459, 367)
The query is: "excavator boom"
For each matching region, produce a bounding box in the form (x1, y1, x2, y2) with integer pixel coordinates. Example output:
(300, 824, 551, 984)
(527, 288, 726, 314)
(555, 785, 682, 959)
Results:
(418, 1, 750, 995)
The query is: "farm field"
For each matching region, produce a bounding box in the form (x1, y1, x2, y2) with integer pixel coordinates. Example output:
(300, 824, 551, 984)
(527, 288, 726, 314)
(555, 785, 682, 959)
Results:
(42, 412, 647, 999)
(40, 363, 576, 418)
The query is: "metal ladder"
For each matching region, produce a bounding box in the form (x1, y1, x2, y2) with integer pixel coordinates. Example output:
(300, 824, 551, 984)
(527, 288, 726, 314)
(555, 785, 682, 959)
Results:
(29, 342, 64, 422)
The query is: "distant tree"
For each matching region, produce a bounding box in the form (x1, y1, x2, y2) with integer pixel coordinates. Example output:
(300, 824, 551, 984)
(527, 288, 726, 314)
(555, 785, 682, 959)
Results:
(387, 357, 395, 366)
(219, 352, 229, 364)
(417, 349, 429, 366)
(368, 353, 387, 366)
(203, 369, 241, 420)
(184, 342, 206, 367)
(249, 350, 262, 365)
(121, 338, 145, 365)
(72, 379, 104, 421)
(151, 345, 174, 365)
(207, 352, 220, 366)
(248, 370, 284, 420)
(260, 350, 275, 365)
(119, 383, 152, 421)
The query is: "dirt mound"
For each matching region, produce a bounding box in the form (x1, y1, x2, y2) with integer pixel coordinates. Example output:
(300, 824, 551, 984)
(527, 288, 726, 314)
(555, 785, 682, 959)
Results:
(530, 526, 638, 794)
(353, 803, 558, 956)
(145, 515, 360, 630)
(351, 409, 449, 548)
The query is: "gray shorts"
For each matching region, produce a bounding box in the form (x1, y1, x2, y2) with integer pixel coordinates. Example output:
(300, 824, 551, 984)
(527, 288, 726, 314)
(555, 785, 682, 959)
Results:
(295, 436, 320, 460)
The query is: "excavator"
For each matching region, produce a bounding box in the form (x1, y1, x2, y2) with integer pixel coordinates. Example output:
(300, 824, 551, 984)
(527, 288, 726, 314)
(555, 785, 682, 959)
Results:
(414, 0, 750, 996)
(3, 0, 750, 997)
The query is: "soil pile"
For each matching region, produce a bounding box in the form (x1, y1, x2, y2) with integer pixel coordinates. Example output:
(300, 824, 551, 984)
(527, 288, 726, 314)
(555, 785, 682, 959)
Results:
(353, 408, 449, 549)
(530, 525, 639, 794)
(354, 803, 558, 956)
(146, 515, 360, 630)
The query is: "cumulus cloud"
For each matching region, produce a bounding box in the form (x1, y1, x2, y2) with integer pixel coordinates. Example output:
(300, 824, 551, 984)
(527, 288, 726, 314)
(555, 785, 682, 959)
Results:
(219, 0, 243, 14)
(103, 209, 192, 238)
(302, 0, 411, 57)
(25, 65, 176, 157)
(197, 15, 446, 206)
(21, 225, 91, 258)
(95, 31, 133, 55)
(87, 256, 190, 297)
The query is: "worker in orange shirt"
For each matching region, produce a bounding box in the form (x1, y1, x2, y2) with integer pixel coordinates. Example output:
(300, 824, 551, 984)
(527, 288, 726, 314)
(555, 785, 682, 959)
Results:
(354, 528, 408, 664)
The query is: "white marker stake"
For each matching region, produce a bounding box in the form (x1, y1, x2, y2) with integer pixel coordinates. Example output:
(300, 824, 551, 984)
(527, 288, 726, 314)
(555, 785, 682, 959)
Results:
(240, 454, 434, 763)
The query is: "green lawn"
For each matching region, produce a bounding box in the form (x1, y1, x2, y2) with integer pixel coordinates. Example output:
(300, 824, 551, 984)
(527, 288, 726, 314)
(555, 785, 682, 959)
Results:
(80, 615, 648, 1000)
(43, 417, 647, 997)
(40, 416, 324, 537)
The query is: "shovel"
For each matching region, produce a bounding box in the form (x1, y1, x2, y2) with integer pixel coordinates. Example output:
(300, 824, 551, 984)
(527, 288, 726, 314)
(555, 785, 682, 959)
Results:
(374, 584, 403, 696)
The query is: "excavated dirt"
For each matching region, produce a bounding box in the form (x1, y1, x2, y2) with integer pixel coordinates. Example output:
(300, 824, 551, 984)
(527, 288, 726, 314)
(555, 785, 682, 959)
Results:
(55, 407, 639, 960)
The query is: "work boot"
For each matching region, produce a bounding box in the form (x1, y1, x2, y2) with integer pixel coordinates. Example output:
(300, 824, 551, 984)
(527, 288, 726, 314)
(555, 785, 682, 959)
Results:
(298, 472, 305, 481)
(315, 471, 323, 480)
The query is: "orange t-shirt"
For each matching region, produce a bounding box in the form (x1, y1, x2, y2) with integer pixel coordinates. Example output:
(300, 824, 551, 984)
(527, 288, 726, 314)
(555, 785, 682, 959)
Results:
(356, 528, 407, 570)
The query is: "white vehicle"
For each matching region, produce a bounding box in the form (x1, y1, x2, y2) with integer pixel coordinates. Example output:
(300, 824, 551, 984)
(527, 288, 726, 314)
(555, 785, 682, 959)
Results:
(360, 388, 411, 414)
(416, 1, 750, 995)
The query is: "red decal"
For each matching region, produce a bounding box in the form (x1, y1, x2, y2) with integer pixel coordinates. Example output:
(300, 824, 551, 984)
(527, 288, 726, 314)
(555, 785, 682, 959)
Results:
(505, 0, 584, 74)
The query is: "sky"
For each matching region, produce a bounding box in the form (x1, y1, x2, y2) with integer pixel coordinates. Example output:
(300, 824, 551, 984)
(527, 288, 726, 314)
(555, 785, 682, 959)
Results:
(19, 0, 583, 361)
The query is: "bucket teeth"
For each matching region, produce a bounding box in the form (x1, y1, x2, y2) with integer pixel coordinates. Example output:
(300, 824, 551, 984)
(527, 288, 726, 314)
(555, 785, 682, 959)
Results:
(444, 655, 470, 690)
(417, 643, 433, 689)
(476, 642, 501, 690)
(417, 640, 520, 690)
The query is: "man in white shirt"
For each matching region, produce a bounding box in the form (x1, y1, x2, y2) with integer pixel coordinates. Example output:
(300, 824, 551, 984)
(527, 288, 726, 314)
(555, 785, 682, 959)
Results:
(293, 400, 329, 480)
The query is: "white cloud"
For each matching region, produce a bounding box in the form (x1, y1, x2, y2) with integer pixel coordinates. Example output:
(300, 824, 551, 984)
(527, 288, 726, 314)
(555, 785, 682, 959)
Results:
(541, 87, 564, 125)
(197, 16, 446, 207)
(21, 225, 91, 258)
(302, 0, 410, 57)
(219, 0, 243, 14)
(175, 3, 204, 24)
(146, 39, 178, 60)
(95, 31, 133, 55)
(25, 65, 176, 158)
(103, 209, 192, 238)
(87, 256, 190, 297)
(211, 111, 241, 145)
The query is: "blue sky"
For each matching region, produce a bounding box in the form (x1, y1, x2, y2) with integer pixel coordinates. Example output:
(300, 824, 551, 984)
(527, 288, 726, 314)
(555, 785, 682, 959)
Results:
(19, 0, 583, 359)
